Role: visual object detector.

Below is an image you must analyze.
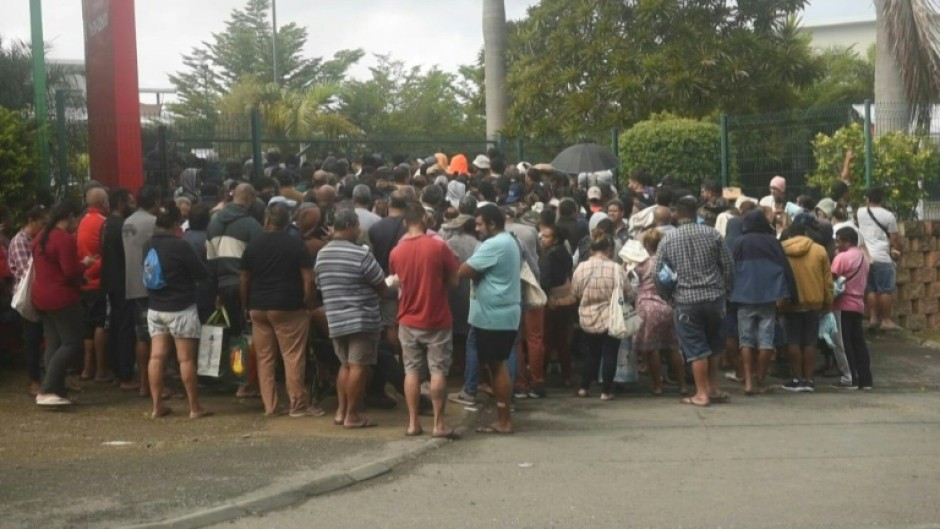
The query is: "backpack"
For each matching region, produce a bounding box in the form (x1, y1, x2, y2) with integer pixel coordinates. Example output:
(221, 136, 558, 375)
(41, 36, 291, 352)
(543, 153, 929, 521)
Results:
(142, 248, 166, 290)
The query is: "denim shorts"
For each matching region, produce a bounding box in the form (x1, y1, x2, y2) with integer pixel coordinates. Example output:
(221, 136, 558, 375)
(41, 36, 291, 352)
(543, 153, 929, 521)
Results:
(866, 261, 896, 294)
(737, 303, 777, 350)
(674, 299, 725, 364)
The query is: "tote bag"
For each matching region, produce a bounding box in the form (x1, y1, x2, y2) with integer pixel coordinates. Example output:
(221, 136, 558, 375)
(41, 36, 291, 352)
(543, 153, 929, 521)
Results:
(11, 259, 39, 322)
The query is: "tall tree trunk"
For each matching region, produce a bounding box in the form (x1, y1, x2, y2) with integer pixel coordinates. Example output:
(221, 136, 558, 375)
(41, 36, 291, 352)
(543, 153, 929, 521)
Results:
(874, 0, 911, 134)
(483, 0, 508, 142)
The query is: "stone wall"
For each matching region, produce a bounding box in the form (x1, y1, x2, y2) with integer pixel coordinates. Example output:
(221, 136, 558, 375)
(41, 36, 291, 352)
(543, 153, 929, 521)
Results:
(894, 221, 940, 331)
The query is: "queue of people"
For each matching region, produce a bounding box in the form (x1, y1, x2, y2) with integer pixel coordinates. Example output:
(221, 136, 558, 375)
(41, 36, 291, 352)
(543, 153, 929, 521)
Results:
(2, 148, 894, 436)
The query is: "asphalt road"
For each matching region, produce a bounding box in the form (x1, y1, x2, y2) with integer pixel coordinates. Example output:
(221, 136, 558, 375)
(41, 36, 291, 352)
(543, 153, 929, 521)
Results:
(212, 341, 940, 529)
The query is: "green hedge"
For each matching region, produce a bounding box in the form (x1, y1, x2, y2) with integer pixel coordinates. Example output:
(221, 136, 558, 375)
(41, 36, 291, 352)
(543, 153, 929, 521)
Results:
(0, 106, 34, 207)
(619, 113, 727, 187)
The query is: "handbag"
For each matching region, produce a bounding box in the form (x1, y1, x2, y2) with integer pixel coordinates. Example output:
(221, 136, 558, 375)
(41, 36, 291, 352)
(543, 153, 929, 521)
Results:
(197, 308, 228, 377)
(608, 263, 643, 340)
(548, 279, 577, 308)
(11, 259, 39, 322)
(520, 261, 547, 308)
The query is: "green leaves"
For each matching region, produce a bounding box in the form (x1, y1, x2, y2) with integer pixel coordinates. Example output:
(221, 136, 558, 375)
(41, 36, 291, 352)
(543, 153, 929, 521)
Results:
(808, 122, 932, 220)
(619, 114, 724, 187)
(0, 107, 34, 205)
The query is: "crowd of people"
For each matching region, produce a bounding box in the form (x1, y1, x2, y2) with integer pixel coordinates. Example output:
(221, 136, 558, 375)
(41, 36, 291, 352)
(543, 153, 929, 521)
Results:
(0, 147, 899, 435)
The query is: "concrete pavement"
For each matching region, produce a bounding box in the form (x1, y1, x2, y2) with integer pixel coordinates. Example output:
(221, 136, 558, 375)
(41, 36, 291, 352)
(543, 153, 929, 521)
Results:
(211, 332, 940, 529)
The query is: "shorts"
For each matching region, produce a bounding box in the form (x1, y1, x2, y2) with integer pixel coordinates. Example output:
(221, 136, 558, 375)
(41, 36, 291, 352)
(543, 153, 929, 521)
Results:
(866, 261, 896, 294)
(475, 327, 518, 364)
(674, 300, 725, 364)
(380, 298, 399, 327)
(333, 332, 380, 365)
(737, 303, 776, 350)
(400, 325, 453, 375)
(783, 310, 821, 347)
(81, 290, 107, 335)
(132, 298, 150, 341)
(147, 305, 201, 339)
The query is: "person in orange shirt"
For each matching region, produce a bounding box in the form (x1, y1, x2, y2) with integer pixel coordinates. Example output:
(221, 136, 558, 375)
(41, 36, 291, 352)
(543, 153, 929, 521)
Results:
(76, 186, 113, 382)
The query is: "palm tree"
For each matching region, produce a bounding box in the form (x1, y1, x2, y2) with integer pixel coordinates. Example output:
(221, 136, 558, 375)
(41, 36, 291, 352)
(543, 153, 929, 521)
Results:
(873, 0, 940, 133)
(483, 0, 508, 142)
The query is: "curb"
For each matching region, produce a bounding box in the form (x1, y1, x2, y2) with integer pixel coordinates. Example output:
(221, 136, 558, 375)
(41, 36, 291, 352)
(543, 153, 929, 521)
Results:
(121, 411, 477, 529)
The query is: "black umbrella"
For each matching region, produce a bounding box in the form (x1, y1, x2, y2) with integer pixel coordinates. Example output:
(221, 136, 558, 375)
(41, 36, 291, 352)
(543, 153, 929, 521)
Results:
(550, 143, 620, 175)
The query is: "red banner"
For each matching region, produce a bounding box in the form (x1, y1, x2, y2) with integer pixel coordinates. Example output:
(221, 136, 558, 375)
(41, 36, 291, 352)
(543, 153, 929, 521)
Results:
(82, 0, 143, 191)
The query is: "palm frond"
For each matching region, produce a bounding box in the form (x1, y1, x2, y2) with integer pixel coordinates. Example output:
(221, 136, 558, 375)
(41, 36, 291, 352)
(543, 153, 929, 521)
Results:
(877, 0, 940, 125)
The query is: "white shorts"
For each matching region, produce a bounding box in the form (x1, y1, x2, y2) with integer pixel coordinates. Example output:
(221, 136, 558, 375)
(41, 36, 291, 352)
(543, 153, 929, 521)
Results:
(147, 305, 201, 339)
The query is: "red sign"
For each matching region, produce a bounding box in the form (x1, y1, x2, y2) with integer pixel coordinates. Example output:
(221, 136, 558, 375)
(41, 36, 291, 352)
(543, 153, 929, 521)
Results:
(82, 0, 143, 191)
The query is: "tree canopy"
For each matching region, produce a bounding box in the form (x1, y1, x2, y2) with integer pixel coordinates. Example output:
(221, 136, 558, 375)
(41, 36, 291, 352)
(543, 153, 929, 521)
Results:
(502, 0, 820, 138)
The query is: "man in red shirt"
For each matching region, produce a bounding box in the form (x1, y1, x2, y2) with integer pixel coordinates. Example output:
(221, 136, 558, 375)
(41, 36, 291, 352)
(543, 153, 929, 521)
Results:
(76, 187, 113, 382)
(389, 202, 459, 438)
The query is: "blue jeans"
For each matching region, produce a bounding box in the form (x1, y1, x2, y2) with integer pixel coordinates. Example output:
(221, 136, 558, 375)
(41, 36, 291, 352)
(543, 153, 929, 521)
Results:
(866, 261, 896, 294)
(674, 299, 725, 364)
(463, 326, 518, 395)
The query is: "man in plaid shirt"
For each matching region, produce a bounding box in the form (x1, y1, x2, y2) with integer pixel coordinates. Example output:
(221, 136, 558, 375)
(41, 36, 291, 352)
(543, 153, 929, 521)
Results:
(7, 206, 49, 396)
(655, 196, 734, 407)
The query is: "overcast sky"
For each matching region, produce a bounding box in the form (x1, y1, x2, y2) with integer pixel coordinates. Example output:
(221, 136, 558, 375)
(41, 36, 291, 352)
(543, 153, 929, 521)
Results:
(0, 0, 876, 90)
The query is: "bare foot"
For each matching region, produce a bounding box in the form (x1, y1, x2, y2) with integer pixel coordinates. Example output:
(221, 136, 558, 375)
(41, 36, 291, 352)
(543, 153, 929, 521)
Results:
(151, 407, 172, 419)
(189, 409, 213, 419)
(120, 381, 141, 391)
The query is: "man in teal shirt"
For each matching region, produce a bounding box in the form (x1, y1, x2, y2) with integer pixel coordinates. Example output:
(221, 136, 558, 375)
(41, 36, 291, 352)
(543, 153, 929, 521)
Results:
(459, 204, 520, 434)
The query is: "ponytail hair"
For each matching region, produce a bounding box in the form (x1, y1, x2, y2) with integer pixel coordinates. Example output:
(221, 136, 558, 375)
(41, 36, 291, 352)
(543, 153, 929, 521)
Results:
(38, 201, 80, 253)
(589, 228, 613, 253)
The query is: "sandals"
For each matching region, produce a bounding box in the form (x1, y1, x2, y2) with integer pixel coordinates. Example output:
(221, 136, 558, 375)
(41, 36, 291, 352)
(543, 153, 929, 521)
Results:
(344, 419, 377, 429)
(680, 397, 709, 407)
(475, 425, 514, 435)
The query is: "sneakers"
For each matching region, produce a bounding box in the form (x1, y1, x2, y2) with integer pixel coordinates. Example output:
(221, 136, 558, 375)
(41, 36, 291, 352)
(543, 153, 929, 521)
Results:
(447, 390, 476, 406)
(527, 388, 547, 399)
(781, 379, 815, 392)
(830, 380, 858, 390)
(860, 386, 874, 391)
(36, 394, 72, 407)
(724, 372, 744, 383)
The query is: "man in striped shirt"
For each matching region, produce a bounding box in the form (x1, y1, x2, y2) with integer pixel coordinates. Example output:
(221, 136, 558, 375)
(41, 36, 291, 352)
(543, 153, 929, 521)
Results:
(315, 209, 388, 429)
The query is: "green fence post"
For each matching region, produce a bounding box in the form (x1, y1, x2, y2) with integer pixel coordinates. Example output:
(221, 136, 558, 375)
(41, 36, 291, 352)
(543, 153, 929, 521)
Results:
(30, 0, 51, 190)
(720, 114, 730, 187)
(515, 138, 524, 163)
(864, 99, 873, 190)
(54, 90, 68, 189)
(251, 108, 263, 181)
(158, 124, 169, 190)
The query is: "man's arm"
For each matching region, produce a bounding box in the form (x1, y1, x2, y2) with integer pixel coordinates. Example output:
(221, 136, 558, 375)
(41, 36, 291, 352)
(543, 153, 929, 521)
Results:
(840, 149, 854, 183)
(458, 263, 481, 281)
(716, 235, 734, 295)
(301, 268, 315, 308)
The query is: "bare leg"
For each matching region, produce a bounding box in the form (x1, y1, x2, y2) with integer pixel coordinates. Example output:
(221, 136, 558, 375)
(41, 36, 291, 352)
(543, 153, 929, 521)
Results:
(757, 349, 774, 388)
(668, 350, 687, 394)
(877, 294, 898, 329)
(334, 365, 349, 424)
(94, 328, 112, 381)
(645, 350, 664, 394)
(741, 346, 755, 393)
(175, 337, 207, 418)
(428, 373, 451, 436)
(404, 371, 422, 434)
(82, 339, 95, 379)
(148, 335, 171, 418)
(343, 364, 371, 426)
(485, 360, 513, 432)
(688, 358, 710, 405)
(866, 293, 879, 327)
(801, 345, 816, 382)
(136, 341, 151, 397)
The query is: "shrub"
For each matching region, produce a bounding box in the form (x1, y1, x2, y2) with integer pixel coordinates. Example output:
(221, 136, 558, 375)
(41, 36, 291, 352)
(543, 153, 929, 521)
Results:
(619, 113, 727, 187)
(0, 106, 35, 207)
(808, 122, 932, 220)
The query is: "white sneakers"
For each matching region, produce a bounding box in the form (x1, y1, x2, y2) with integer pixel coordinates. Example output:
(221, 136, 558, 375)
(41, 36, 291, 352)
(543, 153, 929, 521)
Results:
(36, 394, 72, 407)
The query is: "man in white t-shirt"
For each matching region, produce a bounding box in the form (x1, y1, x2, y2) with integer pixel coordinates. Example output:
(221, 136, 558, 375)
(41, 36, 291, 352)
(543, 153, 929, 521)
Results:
(856, 188, 901, 331)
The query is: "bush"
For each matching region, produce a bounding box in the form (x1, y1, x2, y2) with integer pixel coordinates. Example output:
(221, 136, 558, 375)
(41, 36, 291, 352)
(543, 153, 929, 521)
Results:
(619, 113, 726, 187)
(0, 106, 35, 207)
(808, 123, 932, 220)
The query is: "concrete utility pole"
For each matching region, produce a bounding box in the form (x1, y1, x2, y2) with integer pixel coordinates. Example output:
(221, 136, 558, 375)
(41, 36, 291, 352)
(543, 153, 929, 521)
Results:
(30, 0, 51, 189)
(272, 0, 279, 85)
(483, 0, 508, 142)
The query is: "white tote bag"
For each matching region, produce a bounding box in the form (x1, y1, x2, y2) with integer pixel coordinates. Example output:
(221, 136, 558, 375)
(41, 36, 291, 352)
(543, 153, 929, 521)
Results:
(11, 259, 39, 322)
(197, 309, 228, 377)
(608, 265, 643, 340)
